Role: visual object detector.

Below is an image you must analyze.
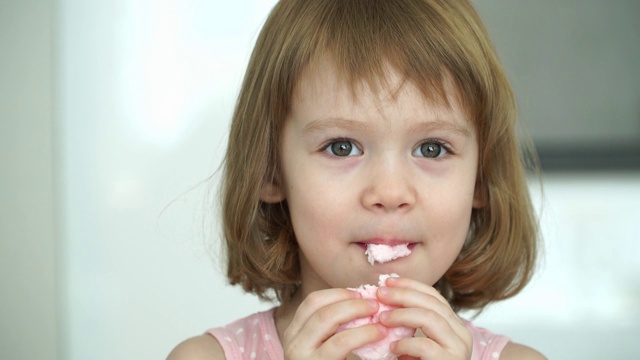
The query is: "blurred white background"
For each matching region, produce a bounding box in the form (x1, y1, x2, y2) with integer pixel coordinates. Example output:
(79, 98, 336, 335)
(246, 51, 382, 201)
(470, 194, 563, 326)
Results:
(1, 0, 639, 359)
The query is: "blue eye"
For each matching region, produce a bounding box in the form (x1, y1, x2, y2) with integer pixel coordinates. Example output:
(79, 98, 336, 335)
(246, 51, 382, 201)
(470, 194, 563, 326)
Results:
(413, 141, 447, 158)
(325, 139, 363, 157)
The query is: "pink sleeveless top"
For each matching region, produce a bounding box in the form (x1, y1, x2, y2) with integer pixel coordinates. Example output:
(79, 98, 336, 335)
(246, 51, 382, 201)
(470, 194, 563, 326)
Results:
(207, 308, 510, 360)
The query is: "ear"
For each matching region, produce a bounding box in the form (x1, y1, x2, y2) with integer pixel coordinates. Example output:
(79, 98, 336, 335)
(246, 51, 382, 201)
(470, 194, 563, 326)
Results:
(259, 177, 285, 203)
(472, 179, 487, 208)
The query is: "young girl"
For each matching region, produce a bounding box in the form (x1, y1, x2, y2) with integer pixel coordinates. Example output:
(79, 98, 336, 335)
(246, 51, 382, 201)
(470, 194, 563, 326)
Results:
(169, 0, 545, 359)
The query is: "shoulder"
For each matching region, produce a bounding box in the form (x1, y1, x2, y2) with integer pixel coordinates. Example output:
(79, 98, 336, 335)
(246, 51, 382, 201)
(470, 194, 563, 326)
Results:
(500, 342, 547, 360)
(166, 334, 225, 360)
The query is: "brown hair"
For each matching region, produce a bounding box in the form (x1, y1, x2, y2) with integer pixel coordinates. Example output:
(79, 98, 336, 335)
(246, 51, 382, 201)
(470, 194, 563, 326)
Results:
(221, 0, 539, 311)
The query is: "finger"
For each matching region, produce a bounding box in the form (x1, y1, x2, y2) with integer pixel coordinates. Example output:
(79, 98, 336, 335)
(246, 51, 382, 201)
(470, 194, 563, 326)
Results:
(301, 299, 380, 340)
(286, 288, 360, 336)
(383, 276, 449, 307)
(377, 284, 465, 330)
(319, 323, 388, 359)
(397, 356, 419, 360)
(376, 285, 471, 351)
(392, 336, 448, 360)
(294, 297, 379, 345)
(394, 333, 472, 360)
(380, 307, 470, 352)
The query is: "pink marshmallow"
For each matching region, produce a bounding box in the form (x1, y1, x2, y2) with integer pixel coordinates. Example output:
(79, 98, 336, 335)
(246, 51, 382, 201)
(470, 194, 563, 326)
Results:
(338, 274, 415, 360)
(365, 244, 412, 265)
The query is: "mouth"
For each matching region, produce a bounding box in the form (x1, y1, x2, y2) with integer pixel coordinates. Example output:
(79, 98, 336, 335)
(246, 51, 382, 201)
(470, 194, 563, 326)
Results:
(355, 240, 418, 250)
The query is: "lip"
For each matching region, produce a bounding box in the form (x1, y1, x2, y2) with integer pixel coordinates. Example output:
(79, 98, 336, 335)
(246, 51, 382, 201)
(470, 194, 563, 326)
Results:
(359, 238, 414, 246)
(355, 239, 417, 250)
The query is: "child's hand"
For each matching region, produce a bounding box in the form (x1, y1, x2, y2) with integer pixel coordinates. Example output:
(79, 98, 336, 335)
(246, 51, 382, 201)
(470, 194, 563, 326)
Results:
(376, 277, 473, 360)
(282, 288, 388, 360)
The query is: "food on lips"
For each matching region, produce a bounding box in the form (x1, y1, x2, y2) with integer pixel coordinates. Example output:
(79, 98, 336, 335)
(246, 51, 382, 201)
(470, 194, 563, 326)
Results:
(365, 244, 411, 265)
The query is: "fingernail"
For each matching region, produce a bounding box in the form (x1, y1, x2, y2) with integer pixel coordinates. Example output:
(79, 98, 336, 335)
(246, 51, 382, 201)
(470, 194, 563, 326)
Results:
(379, 311, 390, 322)
(367, 299, 379, 308)
(385, 276, 398, 286)
(376, 323, 388, 335)
(378, 286, 389, 295)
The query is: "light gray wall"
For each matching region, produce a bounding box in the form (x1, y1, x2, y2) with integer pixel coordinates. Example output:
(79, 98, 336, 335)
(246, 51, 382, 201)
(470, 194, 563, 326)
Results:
(0, 0, 58, 359)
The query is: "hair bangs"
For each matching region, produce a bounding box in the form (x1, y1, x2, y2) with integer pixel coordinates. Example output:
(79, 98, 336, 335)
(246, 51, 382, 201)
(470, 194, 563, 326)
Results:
(300, 0, 477, 110)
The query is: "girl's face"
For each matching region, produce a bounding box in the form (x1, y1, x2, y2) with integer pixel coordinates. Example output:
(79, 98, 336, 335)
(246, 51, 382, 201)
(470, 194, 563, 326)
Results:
(264, 59, 483, 295)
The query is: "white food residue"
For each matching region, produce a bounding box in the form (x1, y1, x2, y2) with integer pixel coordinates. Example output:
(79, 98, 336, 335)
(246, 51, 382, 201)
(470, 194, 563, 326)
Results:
(365, 244, 411, 265)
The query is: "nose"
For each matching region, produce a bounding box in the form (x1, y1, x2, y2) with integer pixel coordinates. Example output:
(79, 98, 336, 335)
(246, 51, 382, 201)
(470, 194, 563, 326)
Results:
(361, 159, 416, 212)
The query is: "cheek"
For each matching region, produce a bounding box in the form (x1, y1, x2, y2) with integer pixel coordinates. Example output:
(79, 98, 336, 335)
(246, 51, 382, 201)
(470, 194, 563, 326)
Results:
(426, 189, 475, 271)
(285, 174, 340, 235)
(426, 181, 476, 237)
(282, 151, 352, 220)
(288, 182, 350, 232)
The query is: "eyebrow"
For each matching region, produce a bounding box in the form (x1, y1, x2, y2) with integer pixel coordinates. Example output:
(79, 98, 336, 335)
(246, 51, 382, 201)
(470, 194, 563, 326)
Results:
(302, 117, 371, 135)
(408, 120, 473, 138)
(303, 117, 473, 138)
